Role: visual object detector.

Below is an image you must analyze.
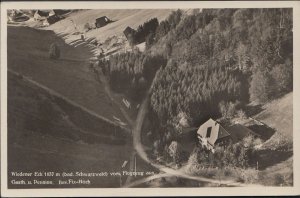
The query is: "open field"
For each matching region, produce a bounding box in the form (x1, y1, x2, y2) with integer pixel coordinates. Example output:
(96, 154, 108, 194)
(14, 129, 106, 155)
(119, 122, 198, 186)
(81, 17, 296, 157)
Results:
(253, 92, 293, 185)
(255, 92, 293, 142)
(8, 25, 127, 125)
(8, 72, 133, 188)
(249, 92, 293, 151)
(8, 72, 158, 188)
(46, 9, 173, 44)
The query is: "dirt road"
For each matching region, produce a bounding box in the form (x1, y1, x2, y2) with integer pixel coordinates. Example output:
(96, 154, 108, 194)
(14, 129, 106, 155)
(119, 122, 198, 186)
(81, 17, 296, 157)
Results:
(128, 86, 260, 187)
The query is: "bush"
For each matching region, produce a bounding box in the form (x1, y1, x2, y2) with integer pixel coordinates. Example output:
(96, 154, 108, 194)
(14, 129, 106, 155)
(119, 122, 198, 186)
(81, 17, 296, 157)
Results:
(49, 43, 60, 59)
(237, 168, 259, 183)
(236, 109, 247, 119)
(186, 147, 202, 172)
(273, 173, 285, 186)
(84, 23, 91, 32)
(168, 141, 184, 166)
(172, 111, 191, 134)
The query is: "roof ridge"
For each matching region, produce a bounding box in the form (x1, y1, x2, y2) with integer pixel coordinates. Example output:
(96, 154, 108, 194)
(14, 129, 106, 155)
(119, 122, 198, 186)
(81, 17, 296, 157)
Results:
(217, 124, 231, 138)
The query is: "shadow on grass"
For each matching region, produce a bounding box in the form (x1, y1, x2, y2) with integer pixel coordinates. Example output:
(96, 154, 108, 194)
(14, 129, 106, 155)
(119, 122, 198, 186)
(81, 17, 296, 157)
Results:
(256, 149, 293, 170)
(245, 104, 263, 117)
(248, 124, 275, 141)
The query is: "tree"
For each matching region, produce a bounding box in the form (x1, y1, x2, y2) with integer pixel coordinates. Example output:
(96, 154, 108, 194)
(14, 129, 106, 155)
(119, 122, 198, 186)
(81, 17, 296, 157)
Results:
(145, 32, 155, 49)
(153, 140, 162, 157)
(172, 111, 191, 134)
(219, 101, 238, 119)
(235, 42, 248, 70)
(130, 18, 159, 45)
(168, 141, 183, 166)
(49, 43, 60, 59)
(249, 68, 274, 103)
(127, 33, 136, 47)
(187, 149, 199, 170)
(271, 63, 293, 94)
(84, 22, 91, 32)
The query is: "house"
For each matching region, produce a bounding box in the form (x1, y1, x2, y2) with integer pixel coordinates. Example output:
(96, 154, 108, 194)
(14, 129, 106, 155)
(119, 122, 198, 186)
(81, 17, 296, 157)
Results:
(123, 26, 136, 40)
(34, 10, 49, 21)
(197, 118, 231, 152)
(95, 16, 110, 28)
(46, 15, 61, 25)
(122, 98, 131, 109)
(197, 118, 260, 152)
(53, 9, 71, 16)
(48, 10, 56, 17)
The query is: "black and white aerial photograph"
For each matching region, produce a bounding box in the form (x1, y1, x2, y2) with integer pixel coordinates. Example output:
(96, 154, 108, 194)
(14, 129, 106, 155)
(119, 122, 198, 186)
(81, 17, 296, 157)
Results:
(2, 2, 297, 195)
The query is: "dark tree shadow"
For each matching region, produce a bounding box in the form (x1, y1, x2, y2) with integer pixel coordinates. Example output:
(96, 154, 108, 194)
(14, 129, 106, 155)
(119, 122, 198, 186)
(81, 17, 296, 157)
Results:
(248, 124, 275, 141)
(244, 104, 263, 117)
(256, 149, 293, 170)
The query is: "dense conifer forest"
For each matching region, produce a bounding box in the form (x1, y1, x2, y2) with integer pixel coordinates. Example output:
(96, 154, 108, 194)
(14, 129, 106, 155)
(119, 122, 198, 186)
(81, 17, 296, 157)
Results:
(149, 8, 292, 127)
(98, 8, 292, 130)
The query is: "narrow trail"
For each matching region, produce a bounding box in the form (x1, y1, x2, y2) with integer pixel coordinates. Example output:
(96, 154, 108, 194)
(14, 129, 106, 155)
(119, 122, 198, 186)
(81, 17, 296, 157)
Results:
(93, 68, 135, 127)
(127, 75, 263, 187)
(124, 173, 171, 187)
(8, 69, 131, 134)
(89, 64, 138, 187)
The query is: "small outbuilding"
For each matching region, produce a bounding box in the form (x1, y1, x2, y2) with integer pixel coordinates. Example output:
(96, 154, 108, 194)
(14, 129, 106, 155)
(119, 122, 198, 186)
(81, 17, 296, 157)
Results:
(95, 16, 110, 28)
(48, 10, 56, 17)
(53, 9, 71, 16)
(123, 26, 136, 40)
(46, 14, 61, 25)
(34, 10, 49, 21)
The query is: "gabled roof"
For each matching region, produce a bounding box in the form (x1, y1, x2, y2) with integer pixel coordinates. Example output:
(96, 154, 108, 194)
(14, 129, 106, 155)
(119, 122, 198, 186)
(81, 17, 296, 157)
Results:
(197, 118, 231, 146)
(53, 9, 70, 15)
(46, 14, 61, 24)
(123, 26, 136, 37)
(217, 124, 231, 140)
(35, 10, 49, 17)
(96, 16, 109, 21)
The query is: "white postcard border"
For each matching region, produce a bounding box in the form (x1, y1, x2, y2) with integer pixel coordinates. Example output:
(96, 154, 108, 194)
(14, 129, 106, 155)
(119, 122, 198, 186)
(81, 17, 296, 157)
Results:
(1, 1, 300, 197)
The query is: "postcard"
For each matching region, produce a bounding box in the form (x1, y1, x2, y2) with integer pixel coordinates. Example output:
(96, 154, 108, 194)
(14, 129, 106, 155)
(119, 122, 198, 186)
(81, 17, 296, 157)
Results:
(1, 1, 300, 197)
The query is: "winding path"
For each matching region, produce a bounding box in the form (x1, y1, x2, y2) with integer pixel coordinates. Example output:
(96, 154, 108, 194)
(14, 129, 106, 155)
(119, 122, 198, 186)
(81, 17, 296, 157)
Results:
(128, 90, 260, 187)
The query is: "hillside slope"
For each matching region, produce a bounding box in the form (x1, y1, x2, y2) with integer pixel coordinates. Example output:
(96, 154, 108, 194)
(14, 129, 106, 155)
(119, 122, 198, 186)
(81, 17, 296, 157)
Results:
(255, 92, 293, 148)
(46, 9, 173, 44)
(8, 26, 127, 125)
(8, 73, 132, 188)
(256, 92, 293, 136)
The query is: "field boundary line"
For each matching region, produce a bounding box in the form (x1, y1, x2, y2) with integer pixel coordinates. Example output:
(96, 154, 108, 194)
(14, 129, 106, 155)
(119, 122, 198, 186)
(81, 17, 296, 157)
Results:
(8, 69, 131, 134)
